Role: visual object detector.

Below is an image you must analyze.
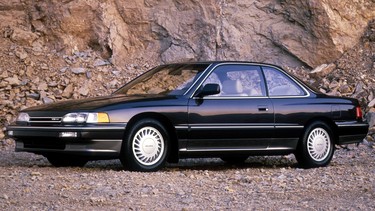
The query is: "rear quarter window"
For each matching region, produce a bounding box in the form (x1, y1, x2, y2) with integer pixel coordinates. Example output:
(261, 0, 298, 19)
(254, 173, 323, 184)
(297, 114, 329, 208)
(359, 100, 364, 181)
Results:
(263, 67, 305, 96)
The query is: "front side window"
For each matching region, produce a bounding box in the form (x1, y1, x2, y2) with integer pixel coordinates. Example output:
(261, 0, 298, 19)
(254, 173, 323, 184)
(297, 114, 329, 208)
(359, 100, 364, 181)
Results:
(202, 65, 266, 97)
(114, 64, 208, 96)
(263, 67, 305, 96)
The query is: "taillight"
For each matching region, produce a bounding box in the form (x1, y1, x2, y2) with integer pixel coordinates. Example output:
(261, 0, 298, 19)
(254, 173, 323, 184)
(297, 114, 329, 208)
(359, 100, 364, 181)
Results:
(356, 106, 363, 119)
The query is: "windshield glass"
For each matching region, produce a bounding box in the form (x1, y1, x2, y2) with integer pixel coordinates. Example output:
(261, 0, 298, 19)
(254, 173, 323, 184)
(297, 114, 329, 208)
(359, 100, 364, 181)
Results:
(113, 64, 209, 96)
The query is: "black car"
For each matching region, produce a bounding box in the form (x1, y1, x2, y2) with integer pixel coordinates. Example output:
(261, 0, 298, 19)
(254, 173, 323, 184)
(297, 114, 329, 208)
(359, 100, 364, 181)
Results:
(6, 62, 368, 171)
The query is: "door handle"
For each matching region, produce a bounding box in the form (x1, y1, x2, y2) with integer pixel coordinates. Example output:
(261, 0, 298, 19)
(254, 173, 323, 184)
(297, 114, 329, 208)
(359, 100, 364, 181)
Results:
(258, 107, 269, 112)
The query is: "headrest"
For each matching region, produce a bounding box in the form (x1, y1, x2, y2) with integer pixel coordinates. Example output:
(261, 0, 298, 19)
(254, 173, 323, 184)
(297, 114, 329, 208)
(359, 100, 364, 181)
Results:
(222, 80, 243, 94)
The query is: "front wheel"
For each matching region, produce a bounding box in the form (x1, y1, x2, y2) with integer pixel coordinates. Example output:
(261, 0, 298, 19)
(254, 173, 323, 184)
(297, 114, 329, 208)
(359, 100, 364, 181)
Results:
(295, 121, 334, 168)
(120, 119, 169, 172)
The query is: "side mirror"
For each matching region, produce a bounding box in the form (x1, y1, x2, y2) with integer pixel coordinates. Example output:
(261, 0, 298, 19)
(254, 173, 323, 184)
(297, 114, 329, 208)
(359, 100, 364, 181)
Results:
(196, 83, 220, 97)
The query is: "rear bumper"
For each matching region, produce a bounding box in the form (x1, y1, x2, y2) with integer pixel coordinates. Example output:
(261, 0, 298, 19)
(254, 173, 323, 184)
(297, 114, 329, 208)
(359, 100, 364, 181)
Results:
(335, 121, 368, 145)
(6, 124, 126, 158)
(337, 134, 367, 145)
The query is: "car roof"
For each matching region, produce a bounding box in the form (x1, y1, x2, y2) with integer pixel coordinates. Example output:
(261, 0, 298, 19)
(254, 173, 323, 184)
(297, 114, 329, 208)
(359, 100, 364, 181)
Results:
(164, 61, 283, 69)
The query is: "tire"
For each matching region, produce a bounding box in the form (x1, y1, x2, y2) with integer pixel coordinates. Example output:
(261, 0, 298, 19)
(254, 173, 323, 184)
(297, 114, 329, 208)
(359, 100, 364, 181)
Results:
(295, 121, 334, 168)
(120, 119, 169, 172)
(46, 155, 88, 167)
(220, 155, 248, 164)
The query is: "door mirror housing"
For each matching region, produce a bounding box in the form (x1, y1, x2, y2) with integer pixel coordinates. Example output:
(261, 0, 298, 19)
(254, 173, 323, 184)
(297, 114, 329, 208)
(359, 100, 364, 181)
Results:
(196, 83, 220, 97)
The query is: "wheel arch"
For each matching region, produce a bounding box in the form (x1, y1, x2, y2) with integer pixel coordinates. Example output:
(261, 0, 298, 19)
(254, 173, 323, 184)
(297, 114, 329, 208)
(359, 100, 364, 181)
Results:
(301, 117, 338, 144)
(124, 112, 179, 163)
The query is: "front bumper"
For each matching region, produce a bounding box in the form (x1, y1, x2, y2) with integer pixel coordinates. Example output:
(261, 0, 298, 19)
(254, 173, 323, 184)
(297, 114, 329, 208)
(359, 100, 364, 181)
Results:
(6, 123, 126, 158)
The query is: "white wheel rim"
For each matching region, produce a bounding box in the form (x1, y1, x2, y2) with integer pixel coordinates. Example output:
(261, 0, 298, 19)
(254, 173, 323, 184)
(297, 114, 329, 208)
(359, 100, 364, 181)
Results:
(307, 128, 331, 162)
(132, 126, 164, 166)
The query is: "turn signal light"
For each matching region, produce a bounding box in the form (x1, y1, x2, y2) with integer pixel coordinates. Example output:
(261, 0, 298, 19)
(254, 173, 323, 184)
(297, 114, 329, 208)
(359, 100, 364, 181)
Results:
(86, 113, 110, 123)
(97, 113, 110, 123)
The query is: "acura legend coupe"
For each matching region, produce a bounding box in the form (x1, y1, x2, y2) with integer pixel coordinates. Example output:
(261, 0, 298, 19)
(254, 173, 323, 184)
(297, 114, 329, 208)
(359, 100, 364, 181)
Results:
(7, 62, 368, 171)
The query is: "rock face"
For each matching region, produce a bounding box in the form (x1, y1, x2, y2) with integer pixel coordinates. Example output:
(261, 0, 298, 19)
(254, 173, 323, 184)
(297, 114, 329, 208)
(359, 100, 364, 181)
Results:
(2, 0, 374, 69)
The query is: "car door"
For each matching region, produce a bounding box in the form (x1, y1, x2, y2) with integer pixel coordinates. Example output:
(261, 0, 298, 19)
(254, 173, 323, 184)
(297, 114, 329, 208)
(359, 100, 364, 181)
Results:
(186, 64, 274, 152)
(262, 65, 310, 149)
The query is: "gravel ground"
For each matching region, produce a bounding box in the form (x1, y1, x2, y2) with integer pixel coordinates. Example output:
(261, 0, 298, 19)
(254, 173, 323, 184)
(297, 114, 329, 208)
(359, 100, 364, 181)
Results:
(0, 143, 374, 210)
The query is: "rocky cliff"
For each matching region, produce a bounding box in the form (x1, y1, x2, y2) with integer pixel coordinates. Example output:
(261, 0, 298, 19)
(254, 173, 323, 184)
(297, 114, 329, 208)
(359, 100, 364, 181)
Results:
(3, 0, 375, 68)
(1, 0, 375, 144)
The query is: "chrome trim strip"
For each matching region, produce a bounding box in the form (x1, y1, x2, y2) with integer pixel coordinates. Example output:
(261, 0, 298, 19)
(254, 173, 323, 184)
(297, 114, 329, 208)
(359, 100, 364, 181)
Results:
(193, 96, 269, 100)
(269, 95, 308, 99)
(89, 139, 123, 142)
(8, 126, 125, 130)
(181, 124, 302, 129)
(175, 125, 189, 129)
(41, 148, 120, 153)
(29, 121, 62, 123)
(179, 147, 293, 152)
(78, 149, 119, 153)
(30, 117, 62, 119)
(275, 125, 304, 129)
(16, 147, 120, 154)
(29, 117, 62, 123)
(191, 125, 274, 129)
(336, 123, 369, 127)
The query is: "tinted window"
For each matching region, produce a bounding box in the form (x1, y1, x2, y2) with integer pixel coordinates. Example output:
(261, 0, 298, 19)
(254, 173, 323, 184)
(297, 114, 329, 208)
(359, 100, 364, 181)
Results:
(114, 64, 208, 96)
(263, 67, 305, 96)
(203, 65, 266, 97)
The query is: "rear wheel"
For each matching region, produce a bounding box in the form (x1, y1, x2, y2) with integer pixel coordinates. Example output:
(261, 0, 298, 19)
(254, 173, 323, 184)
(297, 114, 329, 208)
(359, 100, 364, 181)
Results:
(46, 155, 88, 167)
(295, 121, 334, 168)
(120, 119, 169, 172)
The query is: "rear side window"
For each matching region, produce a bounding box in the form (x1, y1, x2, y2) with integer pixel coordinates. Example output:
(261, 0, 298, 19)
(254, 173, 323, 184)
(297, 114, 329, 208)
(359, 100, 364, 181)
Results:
(263, 67, 305, 96)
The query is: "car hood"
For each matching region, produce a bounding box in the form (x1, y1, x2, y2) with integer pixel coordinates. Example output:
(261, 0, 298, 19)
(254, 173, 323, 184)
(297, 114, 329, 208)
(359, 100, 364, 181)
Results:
(23, 94, 174, 111)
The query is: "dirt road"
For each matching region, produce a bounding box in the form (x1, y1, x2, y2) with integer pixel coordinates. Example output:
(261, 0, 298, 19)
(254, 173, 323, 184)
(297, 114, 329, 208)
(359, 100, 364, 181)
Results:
(0, 144, 374, 210)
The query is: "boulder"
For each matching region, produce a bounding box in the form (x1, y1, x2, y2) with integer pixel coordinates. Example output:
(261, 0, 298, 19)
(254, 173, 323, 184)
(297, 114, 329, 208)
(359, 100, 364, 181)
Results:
(27, 93, 40, 100)
(310, 64, 336, 77)
(71, 68, 86, 74)
(366, 108, 375, 128)
(78, 85, 90, 96)
(62, 84, 74, 98)
(42, 97, 54, 104)
(93, 59, 111, 67)
(14, 47, 28, 60)
(10, 27, 38, 46)
(5, 76, 20, 86)
(368, 98, 375, 108)
(38, 82, 48, 91)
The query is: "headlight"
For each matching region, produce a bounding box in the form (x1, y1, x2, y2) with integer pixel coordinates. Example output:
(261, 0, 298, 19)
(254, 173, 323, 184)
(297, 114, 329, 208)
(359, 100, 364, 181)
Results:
(62, 112, 109, 123)
(62, 113, 88, 123)
(17, 113, 30, 122)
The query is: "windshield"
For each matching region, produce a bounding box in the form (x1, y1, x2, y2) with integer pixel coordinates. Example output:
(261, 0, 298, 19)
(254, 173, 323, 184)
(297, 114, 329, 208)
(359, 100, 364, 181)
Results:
(113, 64, 209, 96)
